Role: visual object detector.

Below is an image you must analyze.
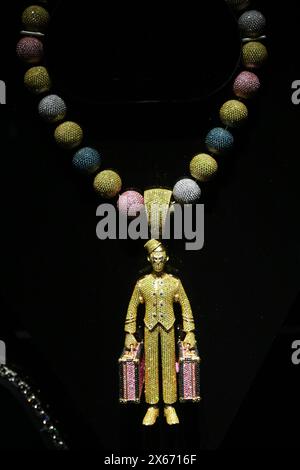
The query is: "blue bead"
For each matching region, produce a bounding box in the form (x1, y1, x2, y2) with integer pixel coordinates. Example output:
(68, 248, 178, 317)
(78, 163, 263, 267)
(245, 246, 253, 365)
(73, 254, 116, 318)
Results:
(205, 128, 234, 155)
(72, 147, 101, 174)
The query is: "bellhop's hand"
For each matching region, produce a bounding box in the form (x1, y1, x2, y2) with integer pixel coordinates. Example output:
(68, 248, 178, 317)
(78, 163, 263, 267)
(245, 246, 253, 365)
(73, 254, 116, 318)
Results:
(183, 331, 196, 349)
(125, 333, 138, 350)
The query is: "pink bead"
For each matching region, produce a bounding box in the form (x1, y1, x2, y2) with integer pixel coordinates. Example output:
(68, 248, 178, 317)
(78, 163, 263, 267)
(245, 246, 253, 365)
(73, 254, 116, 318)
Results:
(118, 191, 144, 217)
(233, 71, 260, 99)
(16, 37, 44, 64)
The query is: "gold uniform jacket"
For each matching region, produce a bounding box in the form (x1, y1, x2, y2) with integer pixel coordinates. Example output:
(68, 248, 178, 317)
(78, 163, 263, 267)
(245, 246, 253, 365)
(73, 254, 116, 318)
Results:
(124, 273, 195, 334)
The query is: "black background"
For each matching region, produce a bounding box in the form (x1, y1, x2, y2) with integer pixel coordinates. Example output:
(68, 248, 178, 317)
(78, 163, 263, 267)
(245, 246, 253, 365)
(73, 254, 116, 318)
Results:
(1, 0, 300, 451)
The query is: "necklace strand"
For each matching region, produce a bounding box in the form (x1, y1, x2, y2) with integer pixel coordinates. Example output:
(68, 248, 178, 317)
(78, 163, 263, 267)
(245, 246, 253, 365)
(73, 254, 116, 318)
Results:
(17, 0, 268, 214)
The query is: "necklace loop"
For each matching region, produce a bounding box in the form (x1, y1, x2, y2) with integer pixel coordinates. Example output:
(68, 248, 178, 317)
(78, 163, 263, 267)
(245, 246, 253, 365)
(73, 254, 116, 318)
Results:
(17, 1, 268, 216)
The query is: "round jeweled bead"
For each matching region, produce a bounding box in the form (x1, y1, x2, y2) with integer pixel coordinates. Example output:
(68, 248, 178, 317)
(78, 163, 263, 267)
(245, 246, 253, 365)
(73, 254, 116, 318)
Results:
(118, 191, 144, 217)
(38, 95, 67, 123)
(54, 122, 83, 149)
(93, 170, 122, 199)
(225, 0, 250, 11)
(173, 178, 201, 204)
(16, 37, 44, 64)
(72, 147, 101, 174)
(242, 42, 268, 69)
(238, 10, 266, 38)
(233, 71, 260, 99)
(205, 127, 234, 155)
(22, 6, 50, 33)
(190, 154, 218, 182)
(24, 66, 51, 94)
(219, 100, 248, 128)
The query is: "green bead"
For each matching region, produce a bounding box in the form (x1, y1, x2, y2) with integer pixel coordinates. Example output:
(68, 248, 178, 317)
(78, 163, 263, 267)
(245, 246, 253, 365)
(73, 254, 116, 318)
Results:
(24, 66, 51, 94)
(54, 122, 83, 149)
(219, 100, 248, 128)
(22, 5, 50, 33)
(93, 170, 122, 199)
(190, 154, 218, 182)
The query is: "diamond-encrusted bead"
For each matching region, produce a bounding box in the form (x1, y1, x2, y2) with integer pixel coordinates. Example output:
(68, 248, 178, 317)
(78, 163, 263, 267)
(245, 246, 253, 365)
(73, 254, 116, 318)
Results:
(173, 178, 201, 204)
(38, 95, 67, 123)
(238, 10, 266, 38)
(205, 127, 234, 155)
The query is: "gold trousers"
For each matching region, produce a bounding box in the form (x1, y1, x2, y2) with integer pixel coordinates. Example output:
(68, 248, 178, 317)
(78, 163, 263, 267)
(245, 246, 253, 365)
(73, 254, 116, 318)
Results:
(144, 324, 177, 405)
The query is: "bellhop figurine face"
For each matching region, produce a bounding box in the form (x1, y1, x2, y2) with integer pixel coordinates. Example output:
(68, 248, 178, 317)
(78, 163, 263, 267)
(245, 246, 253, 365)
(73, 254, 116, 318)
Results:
(147, 242, 169, 274)
(124, 239, 197, 426)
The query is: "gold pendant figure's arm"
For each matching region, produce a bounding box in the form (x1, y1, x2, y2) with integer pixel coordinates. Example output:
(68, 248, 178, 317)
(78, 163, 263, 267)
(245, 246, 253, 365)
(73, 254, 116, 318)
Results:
(175, 280, 195, 333)
(124, 281, 143, 334)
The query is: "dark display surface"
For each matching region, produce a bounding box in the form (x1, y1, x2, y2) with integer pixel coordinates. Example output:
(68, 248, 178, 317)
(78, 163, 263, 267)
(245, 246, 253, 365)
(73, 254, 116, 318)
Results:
(46, 0, 240, 103)
(1, 0, 300, 451)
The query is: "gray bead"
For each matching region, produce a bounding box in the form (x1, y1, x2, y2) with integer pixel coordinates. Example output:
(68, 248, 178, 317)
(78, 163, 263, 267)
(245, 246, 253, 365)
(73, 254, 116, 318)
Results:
(38, 95, 67, 123)
(238, 10, 266, 38)
(173, 178, 201, 204)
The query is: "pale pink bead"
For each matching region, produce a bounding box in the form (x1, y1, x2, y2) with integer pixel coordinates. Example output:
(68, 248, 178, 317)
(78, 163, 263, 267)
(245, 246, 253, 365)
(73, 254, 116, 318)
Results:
(233, 71, 260, 99)
(16, 37, 44, 64)
(117, 191, 144, 217)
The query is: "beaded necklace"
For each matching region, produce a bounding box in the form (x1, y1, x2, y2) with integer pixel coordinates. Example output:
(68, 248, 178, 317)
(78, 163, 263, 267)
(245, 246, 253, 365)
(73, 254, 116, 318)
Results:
(17, 0, 268, 213)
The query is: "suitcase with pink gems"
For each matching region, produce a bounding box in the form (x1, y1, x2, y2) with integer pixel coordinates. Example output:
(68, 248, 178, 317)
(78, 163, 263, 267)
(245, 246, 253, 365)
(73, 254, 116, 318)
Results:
(119, 343, 145, 404)
(178, 342, 201, 403)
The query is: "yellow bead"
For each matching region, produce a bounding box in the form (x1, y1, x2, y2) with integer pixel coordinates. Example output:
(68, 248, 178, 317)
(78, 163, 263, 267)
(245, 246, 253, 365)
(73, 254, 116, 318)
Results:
(190, 154, 218, 182)
(242, 42, 268, 69)
(220, 100, 248, 128)
(24, 66, 51, 94)
(93, 170, 122, 199)
(22, 6, 50, 32)
(54, 122, 83, 149)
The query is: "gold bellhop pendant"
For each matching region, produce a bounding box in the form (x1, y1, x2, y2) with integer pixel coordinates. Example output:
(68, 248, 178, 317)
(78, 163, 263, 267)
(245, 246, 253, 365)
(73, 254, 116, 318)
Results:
(123, 238, 198, 426)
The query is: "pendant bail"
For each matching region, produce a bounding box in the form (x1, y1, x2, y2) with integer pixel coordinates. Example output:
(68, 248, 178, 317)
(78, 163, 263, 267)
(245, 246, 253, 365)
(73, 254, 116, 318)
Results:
(144, 188, 172, 239)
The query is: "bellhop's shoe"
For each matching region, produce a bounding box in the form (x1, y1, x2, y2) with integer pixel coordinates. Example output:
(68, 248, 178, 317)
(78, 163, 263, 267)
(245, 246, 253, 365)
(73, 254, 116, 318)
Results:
(142, 406, 160, 426)
(164, 406, 179, 425)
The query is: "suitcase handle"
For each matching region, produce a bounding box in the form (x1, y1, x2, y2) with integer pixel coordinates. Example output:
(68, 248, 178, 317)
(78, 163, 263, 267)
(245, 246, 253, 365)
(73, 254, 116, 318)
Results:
(123, 344, 138, 359)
